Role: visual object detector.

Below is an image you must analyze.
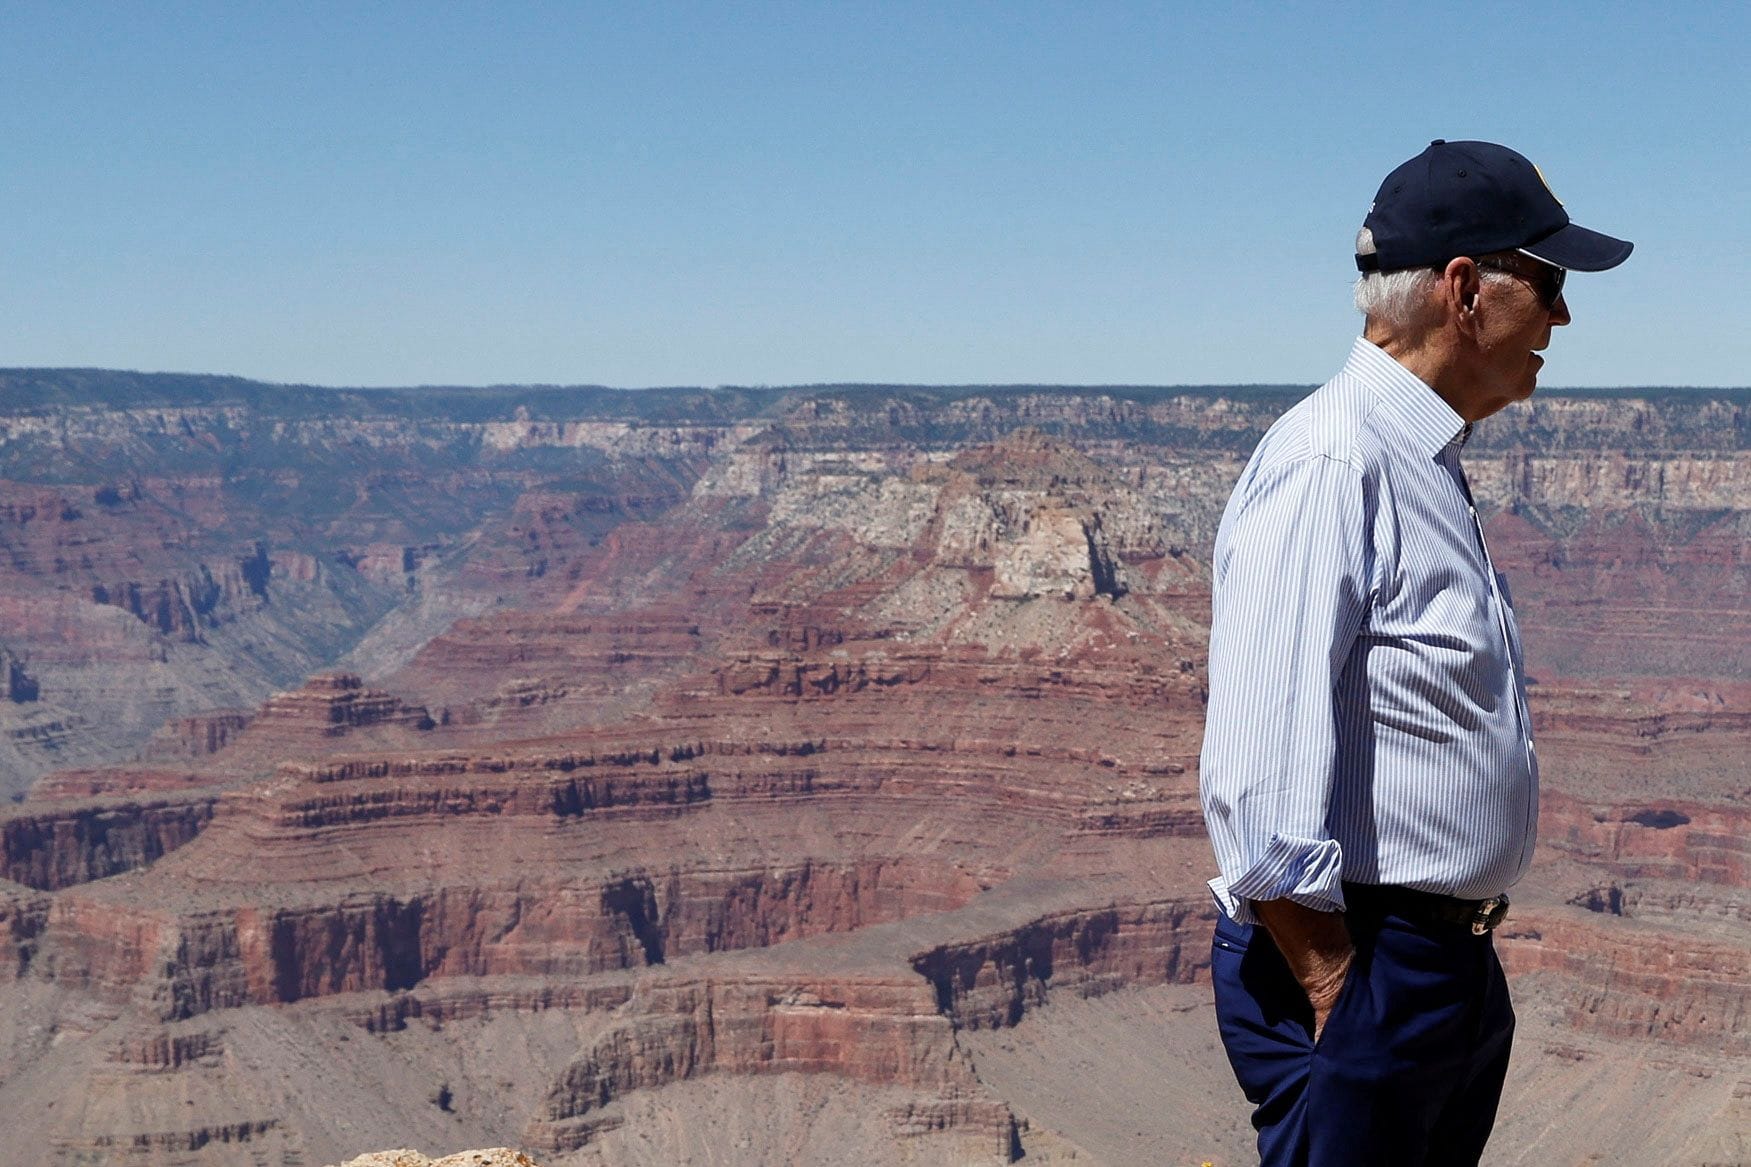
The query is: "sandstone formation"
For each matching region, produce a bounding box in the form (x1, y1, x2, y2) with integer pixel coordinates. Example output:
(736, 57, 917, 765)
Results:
(0, 371, 1745, 1165)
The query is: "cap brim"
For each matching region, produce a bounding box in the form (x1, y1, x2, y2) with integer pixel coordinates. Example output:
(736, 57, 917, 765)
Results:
(1521, 222, 1634, 271)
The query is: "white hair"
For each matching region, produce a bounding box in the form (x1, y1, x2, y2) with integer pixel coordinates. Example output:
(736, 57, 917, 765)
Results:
(1353, 227, 1439, 328)
(1353, 227, 1514, 329)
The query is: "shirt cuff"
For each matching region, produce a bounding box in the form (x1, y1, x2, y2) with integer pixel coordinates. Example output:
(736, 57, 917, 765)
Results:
(1210, 834, 1346, 924)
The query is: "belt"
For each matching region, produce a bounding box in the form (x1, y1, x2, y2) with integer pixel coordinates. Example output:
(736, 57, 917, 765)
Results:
(1342, 882, 1510, 935)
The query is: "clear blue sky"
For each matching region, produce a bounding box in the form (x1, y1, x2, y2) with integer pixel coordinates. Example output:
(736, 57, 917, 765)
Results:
(3, 2, 1745, 388)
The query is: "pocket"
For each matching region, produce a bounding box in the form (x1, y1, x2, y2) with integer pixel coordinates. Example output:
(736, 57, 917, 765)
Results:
(1212, 912, 1254, 954)
(1210, 918, 1262, 1024)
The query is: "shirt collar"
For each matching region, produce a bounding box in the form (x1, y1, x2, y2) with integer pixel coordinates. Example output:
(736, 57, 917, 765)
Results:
(1343, 337, 1470, 459)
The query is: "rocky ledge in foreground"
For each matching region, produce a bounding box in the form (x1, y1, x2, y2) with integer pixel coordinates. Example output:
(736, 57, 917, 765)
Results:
(333, 1150, 543, 1167)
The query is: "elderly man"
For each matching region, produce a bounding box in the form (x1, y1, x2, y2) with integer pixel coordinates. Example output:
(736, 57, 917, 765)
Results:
(1198, 140, 1631, 1166)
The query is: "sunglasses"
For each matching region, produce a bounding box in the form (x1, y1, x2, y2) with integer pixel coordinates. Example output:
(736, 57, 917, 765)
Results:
(1473, 254, 1567, 310)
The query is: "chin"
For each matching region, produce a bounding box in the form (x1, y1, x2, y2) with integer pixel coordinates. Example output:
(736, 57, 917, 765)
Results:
(1510, 364, 1541, 405)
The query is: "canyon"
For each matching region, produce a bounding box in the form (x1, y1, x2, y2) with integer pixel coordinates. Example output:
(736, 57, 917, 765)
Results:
(0, 368, 1746, 1165)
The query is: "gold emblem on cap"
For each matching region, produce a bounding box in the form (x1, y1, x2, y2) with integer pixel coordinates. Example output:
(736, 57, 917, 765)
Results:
(1534, 163, 1563, 206)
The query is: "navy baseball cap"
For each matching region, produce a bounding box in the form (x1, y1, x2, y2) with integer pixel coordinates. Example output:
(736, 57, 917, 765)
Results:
(1356, 139, 1633, 274)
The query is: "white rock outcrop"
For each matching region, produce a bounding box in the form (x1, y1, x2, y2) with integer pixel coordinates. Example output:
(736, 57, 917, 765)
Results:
(330, 1149, 545, 1167)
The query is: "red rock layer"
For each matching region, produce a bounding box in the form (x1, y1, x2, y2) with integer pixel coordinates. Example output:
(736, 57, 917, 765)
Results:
(1540, 791, 1751, 888)
(1500, 913, 1751, 1054)
(396, 614, 709, 737)
(0, 880, 49, 980)
(38, 852, 988, 1020)
(520, 972, 1014, 1156)
(139, 710, 252, 761)
(245, 673, 435, 739)
(910, 898, 1211, 1030)
(1, 796, 217, 891)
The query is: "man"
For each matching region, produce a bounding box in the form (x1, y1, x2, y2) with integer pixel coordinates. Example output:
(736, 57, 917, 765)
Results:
(1198, 140, 1632, 1166)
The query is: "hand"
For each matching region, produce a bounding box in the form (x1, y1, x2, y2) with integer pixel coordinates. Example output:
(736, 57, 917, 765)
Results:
(1251, 898, 1355, 1042)
(1303, 952, 1354, 1042)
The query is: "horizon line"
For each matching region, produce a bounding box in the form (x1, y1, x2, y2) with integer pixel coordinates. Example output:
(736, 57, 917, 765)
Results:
(5, 366, 1747, 397)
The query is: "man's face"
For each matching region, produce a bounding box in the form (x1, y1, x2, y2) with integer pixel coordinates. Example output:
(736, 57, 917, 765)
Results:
(1472, 252, 1571, 416)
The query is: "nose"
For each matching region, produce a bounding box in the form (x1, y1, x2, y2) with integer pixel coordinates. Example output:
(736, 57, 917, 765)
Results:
(1550, 292, 1571, 326)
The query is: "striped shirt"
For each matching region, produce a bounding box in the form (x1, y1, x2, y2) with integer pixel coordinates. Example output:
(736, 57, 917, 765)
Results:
(1199, 337, 1537, 925)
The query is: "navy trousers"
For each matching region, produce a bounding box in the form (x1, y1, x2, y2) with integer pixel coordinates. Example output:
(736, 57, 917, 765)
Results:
(1211, 904, 1515, 1167)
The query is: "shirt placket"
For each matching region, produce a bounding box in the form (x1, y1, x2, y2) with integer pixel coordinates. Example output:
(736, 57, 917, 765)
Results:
(1445, 437, 1538, 865)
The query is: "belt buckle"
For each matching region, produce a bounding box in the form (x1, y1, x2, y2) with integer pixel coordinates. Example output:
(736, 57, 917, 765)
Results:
(1471, 895, 1509, 935)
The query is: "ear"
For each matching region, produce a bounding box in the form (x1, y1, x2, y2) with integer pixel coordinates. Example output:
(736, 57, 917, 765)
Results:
(1440, 257, 1483, 334)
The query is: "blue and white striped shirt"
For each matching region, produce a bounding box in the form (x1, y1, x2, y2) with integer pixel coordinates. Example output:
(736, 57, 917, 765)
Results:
(1199, 337, 1537, 925)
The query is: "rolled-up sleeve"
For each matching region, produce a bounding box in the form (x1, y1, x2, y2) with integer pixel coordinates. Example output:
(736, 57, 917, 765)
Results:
(1199, 453, 1370, 924)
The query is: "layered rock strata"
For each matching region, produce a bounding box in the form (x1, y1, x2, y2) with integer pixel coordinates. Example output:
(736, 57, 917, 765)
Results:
(0, 376, 1745, 1163)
